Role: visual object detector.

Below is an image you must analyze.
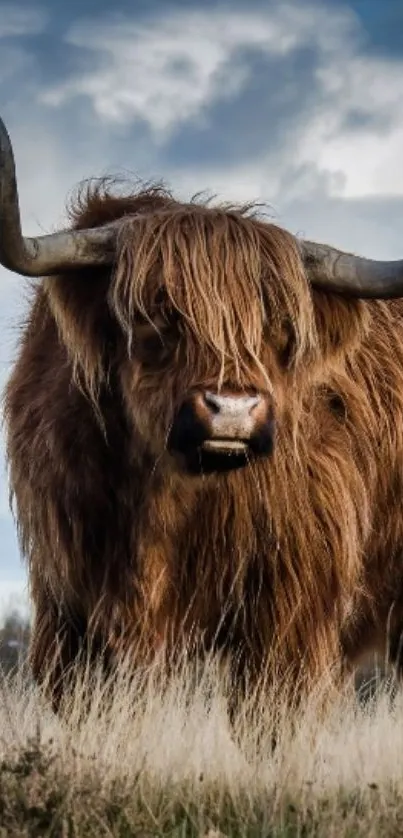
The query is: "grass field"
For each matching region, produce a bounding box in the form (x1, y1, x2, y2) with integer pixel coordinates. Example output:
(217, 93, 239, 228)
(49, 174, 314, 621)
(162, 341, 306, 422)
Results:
(1, 656, 403, 837)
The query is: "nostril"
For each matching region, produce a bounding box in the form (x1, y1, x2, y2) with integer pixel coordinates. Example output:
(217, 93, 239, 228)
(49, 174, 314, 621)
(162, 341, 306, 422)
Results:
(204, 392, 221, 414)
(248, 395, 261, 412)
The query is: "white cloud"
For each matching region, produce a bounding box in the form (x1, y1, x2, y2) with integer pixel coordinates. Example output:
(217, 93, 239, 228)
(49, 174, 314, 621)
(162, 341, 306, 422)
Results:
(299, 55, 403, 197)
(40, 4, 355, 136)
(0, 4, 48, 38)
(37, 3, 403, 201)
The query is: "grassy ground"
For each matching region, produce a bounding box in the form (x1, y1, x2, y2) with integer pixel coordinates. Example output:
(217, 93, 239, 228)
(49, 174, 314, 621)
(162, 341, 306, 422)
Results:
(1, 657, 403, 837)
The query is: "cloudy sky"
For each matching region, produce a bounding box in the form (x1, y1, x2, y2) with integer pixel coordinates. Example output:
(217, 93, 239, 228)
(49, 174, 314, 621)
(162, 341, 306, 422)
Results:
(0, 0, 402, 619)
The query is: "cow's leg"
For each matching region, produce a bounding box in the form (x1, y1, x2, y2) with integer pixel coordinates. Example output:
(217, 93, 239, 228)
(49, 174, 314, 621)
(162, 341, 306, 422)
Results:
(29, 595, 100, 712)
(341, 612, 398, 706)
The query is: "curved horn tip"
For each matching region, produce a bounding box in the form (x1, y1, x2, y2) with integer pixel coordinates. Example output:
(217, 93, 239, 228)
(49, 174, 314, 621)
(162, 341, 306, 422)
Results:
(299, 238, 403, 299)
(0, 115, 119, 277)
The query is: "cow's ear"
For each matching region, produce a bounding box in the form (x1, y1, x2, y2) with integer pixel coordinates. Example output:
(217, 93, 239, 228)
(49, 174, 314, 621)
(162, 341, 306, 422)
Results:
(311, 290, 370, 362)
(45, 270, 117, 401)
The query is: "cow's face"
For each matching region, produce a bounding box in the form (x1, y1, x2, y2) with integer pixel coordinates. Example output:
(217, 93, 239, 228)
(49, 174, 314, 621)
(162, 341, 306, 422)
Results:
(112, 208, 314, 475)
(117, 306, 295, 475)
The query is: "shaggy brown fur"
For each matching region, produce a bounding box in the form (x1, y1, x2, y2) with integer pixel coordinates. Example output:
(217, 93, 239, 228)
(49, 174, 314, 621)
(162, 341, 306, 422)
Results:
(5, 182, 403, 706)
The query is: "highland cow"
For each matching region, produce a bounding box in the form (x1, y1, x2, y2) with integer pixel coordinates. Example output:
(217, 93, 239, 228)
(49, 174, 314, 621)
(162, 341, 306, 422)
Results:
(2, 115, 403, 707)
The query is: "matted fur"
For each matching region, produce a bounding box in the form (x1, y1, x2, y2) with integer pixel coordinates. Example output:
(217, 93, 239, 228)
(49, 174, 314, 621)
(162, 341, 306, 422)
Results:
(4, 182, 403, 705)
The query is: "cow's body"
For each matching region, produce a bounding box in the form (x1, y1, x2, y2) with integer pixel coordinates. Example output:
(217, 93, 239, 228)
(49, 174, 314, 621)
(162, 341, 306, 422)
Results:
(5, 186, 403, 704)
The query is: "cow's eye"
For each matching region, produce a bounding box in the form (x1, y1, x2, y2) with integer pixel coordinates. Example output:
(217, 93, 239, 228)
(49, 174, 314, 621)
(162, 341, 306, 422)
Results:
(142, 333, 167, 355)
(135, 326, 173, 365)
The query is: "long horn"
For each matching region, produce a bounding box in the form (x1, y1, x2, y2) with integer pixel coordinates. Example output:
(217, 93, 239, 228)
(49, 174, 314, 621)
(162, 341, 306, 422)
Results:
(300, 240, 403, 299)
(0, 116, 119, 277)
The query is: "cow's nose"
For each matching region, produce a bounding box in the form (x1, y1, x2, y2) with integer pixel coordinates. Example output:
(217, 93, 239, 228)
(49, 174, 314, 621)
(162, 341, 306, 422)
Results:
(204, 391, 261, 417)
(201, 391, 263, 438)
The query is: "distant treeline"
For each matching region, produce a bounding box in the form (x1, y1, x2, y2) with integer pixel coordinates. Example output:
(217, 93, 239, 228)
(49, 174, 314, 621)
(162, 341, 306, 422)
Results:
(0, 609, 30, 673)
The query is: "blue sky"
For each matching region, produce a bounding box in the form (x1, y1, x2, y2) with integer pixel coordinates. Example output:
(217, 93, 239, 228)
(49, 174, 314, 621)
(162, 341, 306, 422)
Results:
(0, 0, 402, 620)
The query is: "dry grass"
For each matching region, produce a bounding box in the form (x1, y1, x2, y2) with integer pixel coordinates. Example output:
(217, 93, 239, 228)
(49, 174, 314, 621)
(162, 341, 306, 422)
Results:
(1, 655, 403, 836)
